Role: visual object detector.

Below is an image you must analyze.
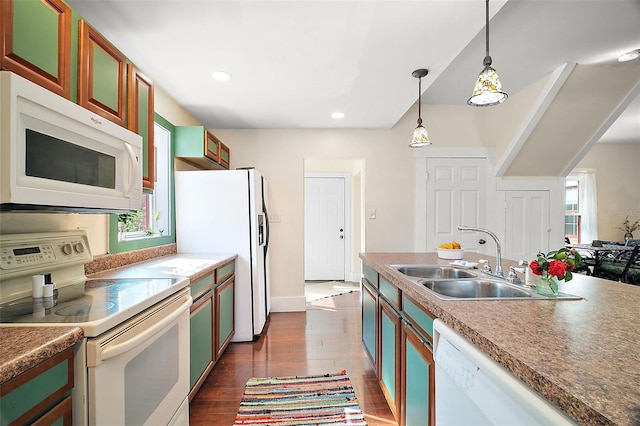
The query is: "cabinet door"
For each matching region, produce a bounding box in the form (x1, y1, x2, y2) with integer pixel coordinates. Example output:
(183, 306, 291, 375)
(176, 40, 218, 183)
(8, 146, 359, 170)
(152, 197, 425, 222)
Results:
(218, 141, 230, 169)
(78, 20, 126, 126)
(361, 277, 378, 367)
(379, 296, 401, 422)
(189, 293, 214, 396)
(401, 323, 435, 426)
(215, 277, 235, 360)
(128, 64, 155, 189)
(31, 395, 72, 426)
(205, 131, 220, 163)
(1, 0, 72, 98)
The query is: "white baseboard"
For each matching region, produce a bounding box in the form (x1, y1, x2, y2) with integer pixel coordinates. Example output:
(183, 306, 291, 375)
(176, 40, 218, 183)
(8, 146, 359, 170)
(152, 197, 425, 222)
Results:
(270, 296, 306, 312)
(347, 271, 360, 283)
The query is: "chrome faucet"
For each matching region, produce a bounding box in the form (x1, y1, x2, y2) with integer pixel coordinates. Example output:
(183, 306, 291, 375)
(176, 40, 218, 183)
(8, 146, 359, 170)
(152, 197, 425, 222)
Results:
(457, 225, 504, 277)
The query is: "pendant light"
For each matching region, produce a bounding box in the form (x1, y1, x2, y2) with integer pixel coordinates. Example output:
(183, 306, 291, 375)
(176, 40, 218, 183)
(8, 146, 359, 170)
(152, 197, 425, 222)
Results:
(410, 68, 431, 148)
(468, 0, 507, 107)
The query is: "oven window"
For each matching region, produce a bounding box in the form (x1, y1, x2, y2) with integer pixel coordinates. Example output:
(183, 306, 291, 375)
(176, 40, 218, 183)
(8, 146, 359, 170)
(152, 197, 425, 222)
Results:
(25, 129, 116, 189)
(124, 325, 179, 425)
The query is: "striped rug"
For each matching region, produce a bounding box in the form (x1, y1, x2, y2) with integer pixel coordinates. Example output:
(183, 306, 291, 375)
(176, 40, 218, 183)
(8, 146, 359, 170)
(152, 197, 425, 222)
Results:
(233, 370, 367, 425)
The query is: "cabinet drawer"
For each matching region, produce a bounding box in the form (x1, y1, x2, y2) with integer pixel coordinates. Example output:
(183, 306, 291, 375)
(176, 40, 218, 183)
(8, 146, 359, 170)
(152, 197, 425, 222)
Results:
(215, 261, 235, 284)
(402, 294, 436, 342)
(379, 276, 400, 309)
(190, 274, 215, 300)
(0, 347, 74, 426)
(363, 264, 378, 288)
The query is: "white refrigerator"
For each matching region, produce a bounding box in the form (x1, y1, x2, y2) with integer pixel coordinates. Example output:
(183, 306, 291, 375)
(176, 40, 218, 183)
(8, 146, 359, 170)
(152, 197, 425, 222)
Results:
(175, 168, 271, 342)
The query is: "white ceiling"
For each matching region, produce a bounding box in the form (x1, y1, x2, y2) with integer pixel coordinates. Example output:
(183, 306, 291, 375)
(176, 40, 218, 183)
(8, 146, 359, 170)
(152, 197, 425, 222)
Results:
(67, 0, 640, 142)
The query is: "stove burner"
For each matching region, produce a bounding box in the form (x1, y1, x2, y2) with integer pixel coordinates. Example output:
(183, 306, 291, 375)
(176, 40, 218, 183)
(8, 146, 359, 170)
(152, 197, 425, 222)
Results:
(55, 301, 115, 317)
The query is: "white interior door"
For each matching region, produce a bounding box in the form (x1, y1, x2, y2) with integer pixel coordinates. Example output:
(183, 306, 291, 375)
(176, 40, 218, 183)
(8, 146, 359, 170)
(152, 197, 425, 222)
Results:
(426, 158, 487, 253)
(504, 190, 550, 262)
(304, 176, 345, 280)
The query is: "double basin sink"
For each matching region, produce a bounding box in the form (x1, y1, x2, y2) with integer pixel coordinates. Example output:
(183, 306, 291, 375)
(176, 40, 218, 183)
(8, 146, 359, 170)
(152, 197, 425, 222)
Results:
(390, 265, 582, 300)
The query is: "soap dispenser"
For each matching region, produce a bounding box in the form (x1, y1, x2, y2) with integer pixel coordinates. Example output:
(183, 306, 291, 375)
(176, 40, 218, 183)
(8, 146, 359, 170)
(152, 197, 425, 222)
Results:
(518, 260, 534, 286)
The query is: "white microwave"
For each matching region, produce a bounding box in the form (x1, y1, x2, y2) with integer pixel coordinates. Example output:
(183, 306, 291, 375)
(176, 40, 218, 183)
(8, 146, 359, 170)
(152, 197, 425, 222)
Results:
(0, 71, 142, 213)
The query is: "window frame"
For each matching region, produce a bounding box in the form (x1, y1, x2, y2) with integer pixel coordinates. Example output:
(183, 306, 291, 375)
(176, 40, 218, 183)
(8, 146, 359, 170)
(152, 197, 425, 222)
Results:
(108, 113, 176, 254)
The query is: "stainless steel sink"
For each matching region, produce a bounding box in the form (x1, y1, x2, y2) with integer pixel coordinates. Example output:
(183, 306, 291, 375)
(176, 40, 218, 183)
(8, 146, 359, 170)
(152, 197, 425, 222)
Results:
(422, 279, 533, 299)
(391, 264, 477, 279)
(389, 264, 583, 300)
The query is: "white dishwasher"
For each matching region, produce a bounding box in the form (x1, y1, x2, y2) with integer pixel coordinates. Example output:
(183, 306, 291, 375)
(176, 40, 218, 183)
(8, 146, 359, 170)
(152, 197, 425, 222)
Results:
(433, 319, 577, 425)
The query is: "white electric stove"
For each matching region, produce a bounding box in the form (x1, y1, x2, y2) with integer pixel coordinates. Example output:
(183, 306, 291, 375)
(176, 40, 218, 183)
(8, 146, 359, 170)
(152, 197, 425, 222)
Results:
(0, 231, 192, 426)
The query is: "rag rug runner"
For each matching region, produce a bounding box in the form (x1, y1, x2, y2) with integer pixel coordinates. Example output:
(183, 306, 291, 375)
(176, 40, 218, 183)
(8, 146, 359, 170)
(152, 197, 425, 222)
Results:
(233, 370, 367, 425)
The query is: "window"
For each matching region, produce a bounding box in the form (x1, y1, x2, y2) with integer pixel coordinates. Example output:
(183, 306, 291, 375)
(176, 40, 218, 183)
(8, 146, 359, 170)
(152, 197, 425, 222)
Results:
(109, 114, 175, 253)
(565, 171, 598, 245)
(565, 179, 580, 243)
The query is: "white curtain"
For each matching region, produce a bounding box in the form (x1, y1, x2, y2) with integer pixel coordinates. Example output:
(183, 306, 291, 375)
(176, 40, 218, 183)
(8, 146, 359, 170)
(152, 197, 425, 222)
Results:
(578, 171, 598, 243)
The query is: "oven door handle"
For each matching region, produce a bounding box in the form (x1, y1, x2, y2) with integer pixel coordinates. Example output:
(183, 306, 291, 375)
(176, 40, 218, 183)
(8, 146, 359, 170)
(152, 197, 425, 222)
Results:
(100, 297, 192, 362)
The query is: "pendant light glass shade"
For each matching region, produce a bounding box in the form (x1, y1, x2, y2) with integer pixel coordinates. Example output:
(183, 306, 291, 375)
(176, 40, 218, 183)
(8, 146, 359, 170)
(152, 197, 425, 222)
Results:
(468, 0, 507, 107)
(410, 68, 432, 148)
(411, 120, 430, 147)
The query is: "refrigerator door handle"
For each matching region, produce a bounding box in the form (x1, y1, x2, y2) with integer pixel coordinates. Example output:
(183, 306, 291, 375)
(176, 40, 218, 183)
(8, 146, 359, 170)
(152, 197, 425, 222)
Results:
(263, 208, 270, 251)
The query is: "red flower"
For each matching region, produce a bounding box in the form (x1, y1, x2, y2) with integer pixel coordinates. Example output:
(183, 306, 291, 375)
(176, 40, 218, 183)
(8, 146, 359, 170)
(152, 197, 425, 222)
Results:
(548, 260, 568, 278)
(530, 260, 542, 275)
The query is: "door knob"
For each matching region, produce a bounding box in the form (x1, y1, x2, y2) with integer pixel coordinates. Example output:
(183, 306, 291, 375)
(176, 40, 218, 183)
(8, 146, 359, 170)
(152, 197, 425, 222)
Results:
(339, 236, 344, 239)
(479, 239, 486, 244)
(339, 228, 344, 232)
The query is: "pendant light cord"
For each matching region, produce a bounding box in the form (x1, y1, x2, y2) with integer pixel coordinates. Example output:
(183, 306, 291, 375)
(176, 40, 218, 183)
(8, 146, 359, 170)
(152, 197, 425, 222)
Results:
(483, 0, 492, 66)
(417, 76, 422, 124)
(485, 0, 490, 58)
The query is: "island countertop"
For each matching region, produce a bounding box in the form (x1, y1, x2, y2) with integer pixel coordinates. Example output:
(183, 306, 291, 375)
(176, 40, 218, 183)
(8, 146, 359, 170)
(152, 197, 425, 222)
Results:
(360, 252, 640, 426)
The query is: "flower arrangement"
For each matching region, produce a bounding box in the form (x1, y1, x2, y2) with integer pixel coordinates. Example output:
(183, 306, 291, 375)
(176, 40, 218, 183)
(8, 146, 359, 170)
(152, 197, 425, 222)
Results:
(617, 216, 640, 235)
(530, 248, 581, 281)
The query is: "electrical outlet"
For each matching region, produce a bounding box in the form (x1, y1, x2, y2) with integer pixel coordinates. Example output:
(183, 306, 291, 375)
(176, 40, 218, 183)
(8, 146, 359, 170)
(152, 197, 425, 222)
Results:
(270, 214, 281, 223)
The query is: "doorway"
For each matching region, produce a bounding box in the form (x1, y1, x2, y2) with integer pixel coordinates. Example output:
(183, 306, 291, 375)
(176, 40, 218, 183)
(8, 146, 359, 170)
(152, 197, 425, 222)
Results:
(304, 173, 350, 281)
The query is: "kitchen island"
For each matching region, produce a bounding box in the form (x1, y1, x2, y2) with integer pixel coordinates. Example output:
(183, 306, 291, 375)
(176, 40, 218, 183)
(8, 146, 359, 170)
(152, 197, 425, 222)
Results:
(361, 252, 640, 426)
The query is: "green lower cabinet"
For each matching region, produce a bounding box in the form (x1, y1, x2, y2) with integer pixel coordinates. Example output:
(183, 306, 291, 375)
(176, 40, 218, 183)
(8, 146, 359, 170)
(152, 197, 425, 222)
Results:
(0, 347, 73, 425)
(379, 297, 401, 422)
(189, 293, 213, 392)
(402, 322, 435, 426)
(361, 278, 378, 365)
(215, 277, 235, 360)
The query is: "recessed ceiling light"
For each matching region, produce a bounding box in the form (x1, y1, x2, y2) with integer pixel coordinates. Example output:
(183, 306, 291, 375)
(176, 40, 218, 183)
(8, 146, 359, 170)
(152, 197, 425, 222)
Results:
(212, 71, 232, 81)
(331, 112, 345, 119)
(618, 49, 640, 62)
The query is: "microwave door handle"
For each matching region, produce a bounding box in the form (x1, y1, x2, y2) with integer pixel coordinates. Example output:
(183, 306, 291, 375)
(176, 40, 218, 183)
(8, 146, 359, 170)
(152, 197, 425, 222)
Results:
(123, 142, 140, 197)
(99, 297, 192, 362)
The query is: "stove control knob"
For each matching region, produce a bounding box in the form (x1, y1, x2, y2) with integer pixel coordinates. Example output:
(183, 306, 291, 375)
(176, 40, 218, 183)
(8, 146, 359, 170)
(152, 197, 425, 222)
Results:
(61, 243, 73, 255)
(74, 243, 85, 254)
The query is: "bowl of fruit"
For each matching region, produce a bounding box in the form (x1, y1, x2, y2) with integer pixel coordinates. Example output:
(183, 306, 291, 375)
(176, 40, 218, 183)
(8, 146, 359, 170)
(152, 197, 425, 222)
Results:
(436, 241, 464, 259)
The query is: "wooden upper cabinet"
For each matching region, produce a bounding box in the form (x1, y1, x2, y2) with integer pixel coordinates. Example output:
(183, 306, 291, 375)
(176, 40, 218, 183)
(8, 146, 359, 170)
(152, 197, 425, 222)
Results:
(205, 131, 220, 164)
(128, 65, 155, 190)
(77, 19, 126, 126)
(175, 126, 230, 170)
(218, 141, 230, 169)
(0, 0, 72, 98)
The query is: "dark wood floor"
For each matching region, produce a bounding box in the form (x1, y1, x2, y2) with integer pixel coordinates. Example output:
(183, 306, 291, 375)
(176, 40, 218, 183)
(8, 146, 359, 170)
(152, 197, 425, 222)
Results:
(188, 291, 397, 425)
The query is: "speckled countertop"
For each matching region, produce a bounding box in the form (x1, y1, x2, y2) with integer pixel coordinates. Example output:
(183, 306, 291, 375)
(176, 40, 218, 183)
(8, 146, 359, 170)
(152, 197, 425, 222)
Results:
(0, 327, 83, 384)
(361, 252, 640, 426)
